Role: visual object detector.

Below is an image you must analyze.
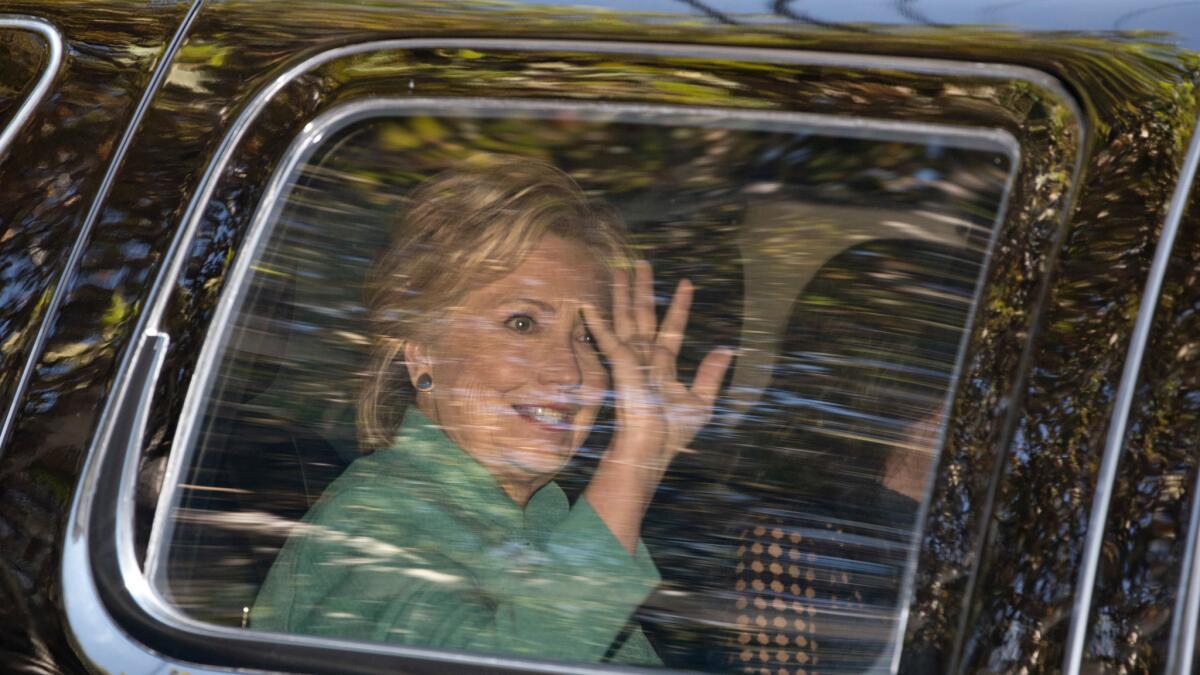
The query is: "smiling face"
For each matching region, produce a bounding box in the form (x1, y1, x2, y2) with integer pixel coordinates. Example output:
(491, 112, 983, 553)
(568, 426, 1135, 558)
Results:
(405, 235, 610, 505)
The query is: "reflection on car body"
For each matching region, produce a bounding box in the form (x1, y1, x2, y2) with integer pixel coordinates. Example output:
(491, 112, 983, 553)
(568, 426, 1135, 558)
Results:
(2, 2, 1200, 674)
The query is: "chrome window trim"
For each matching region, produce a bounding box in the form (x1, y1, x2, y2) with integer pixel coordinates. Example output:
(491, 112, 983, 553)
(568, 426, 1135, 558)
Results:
(1061, 111, 1200, 675)
(61, 37, 1080, 674)
(1162, 117, 1200, 675)
(0, 15, 62, 163)
(1166, 461, 1200, 675)
(62, 332, 182, 673)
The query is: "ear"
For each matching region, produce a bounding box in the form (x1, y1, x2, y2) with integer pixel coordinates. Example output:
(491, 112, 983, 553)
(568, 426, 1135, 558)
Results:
(404, 339, 433, 389)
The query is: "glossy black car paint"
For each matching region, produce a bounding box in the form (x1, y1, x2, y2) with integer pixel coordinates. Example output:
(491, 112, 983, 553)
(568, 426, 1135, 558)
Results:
(2, 1, 1200, 673)
(0, 2, 191, 670)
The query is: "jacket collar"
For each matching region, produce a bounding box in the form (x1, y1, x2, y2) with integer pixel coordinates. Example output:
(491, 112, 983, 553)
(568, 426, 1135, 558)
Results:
(375, 407, 570, 541)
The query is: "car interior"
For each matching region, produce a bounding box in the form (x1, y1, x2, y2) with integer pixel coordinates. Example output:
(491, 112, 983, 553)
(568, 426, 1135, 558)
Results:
(139, 115, 1005, 670)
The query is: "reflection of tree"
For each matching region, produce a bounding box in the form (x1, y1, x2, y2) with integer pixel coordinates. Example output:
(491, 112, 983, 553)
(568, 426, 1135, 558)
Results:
(951, 50, 1200, 675)
(893, 0, 947, 27)
(1073, 103, 1200, 672)
(771, 0, 872, 32)
(674, 0, 739, 26)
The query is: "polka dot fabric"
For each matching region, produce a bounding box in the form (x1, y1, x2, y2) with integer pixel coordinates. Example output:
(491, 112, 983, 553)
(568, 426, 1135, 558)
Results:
(728, 509, 910, 674)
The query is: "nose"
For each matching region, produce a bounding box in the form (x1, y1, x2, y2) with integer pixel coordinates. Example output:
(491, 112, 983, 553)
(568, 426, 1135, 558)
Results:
(537, 336, 582, 388)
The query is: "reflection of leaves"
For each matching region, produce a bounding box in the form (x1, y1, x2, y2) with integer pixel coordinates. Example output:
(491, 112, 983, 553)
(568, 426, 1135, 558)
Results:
(42, 340, 93, 363)
(215, 110, 1011, 463)
(43, 288, 134, 369)
(102, 290, 129, 332)
(650, 79, 731, 100)
(175, 43, 233, 68)
(378, 123, 430, 150)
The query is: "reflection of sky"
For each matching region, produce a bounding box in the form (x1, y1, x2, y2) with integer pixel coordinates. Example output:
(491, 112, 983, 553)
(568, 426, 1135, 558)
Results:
(517, 0, 1200, 49)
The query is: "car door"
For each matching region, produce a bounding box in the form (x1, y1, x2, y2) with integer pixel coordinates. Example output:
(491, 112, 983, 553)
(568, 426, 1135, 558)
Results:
(1, 1, 1197, 674)
(0, 3, 193, 670)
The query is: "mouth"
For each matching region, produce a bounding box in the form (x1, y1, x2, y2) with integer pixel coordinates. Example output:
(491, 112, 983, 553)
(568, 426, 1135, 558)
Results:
(511, 404, 576, 432)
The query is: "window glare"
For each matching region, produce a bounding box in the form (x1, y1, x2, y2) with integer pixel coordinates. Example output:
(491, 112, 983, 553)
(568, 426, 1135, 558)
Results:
(150, 111, 1011, 672)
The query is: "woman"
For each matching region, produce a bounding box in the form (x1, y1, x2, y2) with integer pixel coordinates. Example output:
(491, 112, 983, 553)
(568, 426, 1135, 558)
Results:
(251, 157, 733, 666)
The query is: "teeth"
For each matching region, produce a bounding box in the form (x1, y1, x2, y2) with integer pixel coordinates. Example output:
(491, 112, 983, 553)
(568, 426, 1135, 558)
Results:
(518, 405, 568, 426)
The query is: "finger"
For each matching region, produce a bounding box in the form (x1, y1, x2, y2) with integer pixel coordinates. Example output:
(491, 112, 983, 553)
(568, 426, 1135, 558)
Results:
(656, 278, 693, 357)
(581, 303, 621, 358)
(690, 347, 734, 407)
(611, 268, 632, 341)
(633, 260, 657, 339)
(582, 304, 640, 384)
(651, 345, 678, 386)
(584, 304, 651, 416)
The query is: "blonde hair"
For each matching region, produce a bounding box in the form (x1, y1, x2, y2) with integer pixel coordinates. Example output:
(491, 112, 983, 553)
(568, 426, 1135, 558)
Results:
(357, 156, 631, 451)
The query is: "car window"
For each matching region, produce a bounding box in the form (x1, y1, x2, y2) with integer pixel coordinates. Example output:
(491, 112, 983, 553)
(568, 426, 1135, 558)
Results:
(141, 103, 1012, 671)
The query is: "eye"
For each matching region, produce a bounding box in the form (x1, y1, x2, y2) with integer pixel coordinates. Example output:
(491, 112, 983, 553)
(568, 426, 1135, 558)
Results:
(505, 313, 536, 334)
(576, 329, 595, 345)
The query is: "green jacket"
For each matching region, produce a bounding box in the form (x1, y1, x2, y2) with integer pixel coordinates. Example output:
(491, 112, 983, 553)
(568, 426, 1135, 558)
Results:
(251, 409, 662, 666)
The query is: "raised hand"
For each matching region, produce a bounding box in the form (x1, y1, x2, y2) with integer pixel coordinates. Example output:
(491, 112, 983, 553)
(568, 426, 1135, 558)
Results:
(581, 261, 733, 553)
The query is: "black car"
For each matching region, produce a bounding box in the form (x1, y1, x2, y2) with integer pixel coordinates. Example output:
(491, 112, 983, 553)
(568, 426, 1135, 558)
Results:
(3, 1, 1200, 673)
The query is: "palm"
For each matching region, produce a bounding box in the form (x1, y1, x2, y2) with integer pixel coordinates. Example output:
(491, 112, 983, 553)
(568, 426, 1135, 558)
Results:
(583, 261, 733, 471)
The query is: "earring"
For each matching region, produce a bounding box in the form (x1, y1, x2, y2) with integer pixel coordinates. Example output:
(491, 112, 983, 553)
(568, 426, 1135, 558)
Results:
(415, 373, 434, 391)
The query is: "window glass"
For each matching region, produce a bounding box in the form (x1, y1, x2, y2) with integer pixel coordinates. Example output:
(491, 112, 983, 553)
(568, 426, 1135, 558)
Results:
(148, 106, 1012, 672)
